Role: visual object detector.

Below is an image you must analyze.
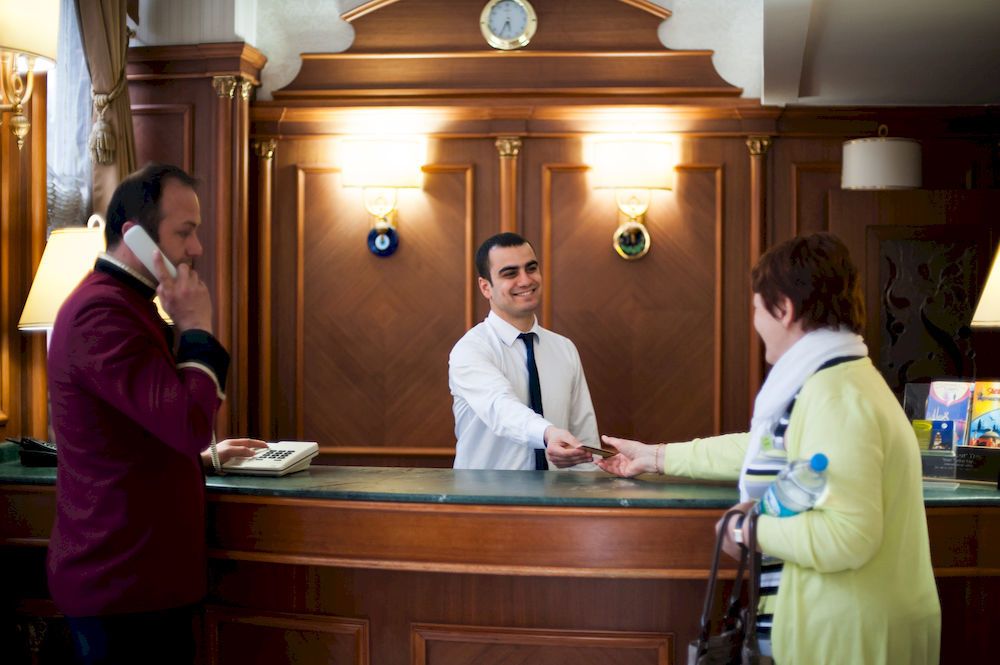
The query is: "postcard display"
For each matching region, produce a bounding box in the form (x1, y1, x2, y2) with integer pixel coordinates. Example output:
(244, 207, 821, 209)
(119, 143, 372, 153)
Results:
(908, 381, 1000, 484)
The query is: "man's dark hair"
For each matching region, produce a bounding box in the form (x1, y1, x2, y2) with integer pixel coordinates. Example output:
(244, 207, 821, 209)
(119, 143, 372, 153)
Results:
(751, 232, 865, 334)
(104, 163, 198, 248)
(475, 232, 534, 282)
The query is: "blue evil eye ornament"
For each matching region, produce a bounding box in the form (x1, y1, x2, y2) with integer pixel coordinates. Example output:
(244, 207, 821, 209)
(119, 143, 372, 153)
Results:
(367, 226, 399, 257)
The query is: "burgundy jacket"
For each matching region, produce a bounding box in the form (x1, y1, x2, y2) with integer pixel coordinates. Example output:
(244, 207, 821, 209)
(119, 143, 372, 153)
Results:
(46, 257, 229, 617)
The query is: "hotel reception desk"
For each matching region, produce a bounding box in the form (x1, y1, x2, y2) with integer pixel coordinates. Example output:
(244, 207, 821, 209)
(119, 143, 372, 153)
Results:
(2, 451, 998, 665)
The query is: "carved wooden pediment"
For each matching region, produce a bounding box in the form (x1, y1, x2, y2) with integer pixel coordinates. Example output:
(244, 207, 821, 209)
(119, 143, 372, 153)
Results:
(273, 0, 741, 105)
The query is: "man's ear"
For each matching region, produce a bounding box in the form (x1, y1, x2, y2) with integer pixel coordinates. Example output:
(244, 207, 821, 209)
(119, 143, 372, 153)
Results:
(122, 221, 136, 233)
(478, 276, 492, 300)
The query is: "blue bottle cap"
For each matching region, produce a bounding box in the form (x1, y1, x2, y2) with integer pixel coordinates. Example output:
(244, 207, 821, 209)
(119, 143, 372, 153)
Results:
(809, 453, 828, 472)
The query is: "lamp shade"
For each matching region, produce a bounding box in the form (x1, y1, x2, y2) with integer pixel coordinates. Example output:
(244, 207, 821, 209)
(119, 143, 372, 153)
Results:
(0, 0, 59, 62)
(592, 139, 675, 190)
(18, 224, 105, 331)
(841, 137, 921, 190)
(971, 248, 1000, 328)
(340, 138, 424, 188)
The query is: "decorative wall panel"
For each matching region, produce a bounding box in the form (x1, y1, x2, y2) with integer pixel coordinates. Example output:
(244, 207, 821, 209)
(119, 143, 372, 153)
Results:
(204, 606, 369, 665)
(869, 225, 988, 394)
(412, 623, 670, 665)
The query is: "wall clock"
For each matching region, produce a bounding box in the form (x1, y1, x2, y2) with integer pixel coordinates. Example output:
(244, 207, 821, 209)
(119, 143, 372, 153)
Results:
(480, 0, 538, 51)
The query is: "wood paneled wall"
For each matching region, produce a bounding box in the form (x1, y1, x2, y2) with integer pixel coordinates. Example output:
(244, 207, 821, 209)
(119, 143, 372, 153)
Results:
(126, 43, 265, 440)
(241, 0, 999, 464)
(3, 0, 999, 460)
(0, 77, 48, 442)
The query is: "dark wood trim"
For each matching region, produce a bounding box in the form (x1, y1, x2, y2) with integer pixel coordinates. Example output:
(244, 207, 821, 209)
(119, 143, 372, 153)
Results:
(540, 163, 589, 330)
(343, 0, 672, 23)
(131, 104, 195, 174)
(495, 137, 522, 234)
(423, 163, 477, 331)
(746, 137, 771, 409)
(214, 93, 234, 437)
(411, 623, 672, 665)
(255, 144, 276, 439)
(204, 606, 370, 665)
(678, 164, 726, 436)
(790, 162, 839, 236)
(275, 51, 741, 103)
(231, 92, 251, 437)
(127, 43, 267, 85)
(293, 166, 340, 438)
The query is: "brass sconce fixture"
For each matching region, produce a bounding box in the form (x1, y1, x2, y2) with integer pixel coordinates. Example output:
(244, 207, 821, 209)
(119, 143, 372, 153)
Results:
(592, 138, 675, 260)
(842, 125, 921, 190)
(0, 0, 59, 149)
(340, 137, 425, 257)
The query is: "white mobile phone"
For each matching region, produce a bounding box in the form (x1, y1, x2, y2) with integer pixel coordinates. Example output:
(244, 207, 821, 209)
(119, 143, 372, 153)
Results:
(123, 225, 178, 281)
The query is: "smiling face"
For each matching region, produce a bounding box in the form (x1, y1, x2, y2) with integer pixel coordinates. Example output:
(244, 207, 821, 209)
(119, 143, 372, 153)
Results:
(479, 243, 541, 331)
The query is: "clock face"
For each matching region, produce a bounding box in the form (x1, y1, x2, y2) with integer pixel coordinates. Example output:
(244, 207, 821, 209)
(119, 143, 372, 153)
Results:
(480, 0, 537, 50)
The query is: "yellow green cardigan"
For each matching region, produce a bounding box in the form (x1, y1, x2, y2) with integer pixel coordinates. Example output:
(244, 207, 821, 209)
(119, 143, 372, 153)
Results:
(662, 358, 941, 665)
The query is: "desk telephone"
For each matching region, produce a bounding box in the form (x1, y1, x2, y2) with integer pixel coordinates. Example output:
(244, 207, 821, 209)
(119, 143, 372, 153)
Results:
(7, 437, 318, 477)
(7, 437, 58, 467)
(222, 441, 319, 477)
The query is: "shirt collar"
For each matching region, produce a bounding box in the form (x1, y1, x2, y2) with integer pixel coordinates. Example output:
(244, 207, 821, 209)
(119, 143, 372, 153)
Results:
(486, 310, 541, 347)
(95, 253, 158, 299)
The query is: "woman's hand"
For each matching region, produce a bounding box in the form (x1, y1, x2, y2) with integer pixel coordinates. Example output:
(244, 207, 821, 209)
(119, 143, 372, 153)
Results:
(716, 500, 759, 560)
(201, 438, 268, 470)
(594, 435, 659, 477)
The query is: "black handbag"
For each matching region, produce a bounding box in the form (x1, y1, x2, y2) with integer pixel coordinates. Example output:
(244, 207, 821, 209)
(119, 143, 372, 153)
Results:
(688, 508, 772, 665)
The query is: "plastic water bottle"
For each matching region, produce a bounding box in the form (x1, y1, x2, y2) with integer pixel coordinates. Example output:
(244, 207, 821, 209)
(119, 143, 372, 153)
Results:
(759, 453, 829, 517)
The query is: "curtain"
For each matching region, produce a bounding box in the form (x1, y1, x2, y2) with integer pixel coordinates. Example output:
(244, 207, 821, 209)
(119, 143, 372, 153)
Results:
(75, 0, 136, 218)
(47, 0, 93, 234)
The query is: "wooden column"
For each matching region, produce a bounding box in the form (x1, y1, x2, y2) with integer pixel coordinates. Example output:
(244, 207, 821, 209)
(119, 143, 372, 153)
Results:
(252, 138, 277, 440)
(746, 136, 772, 406)
(210, 74, 257, 438)
(230, 79, 253, 438)
(211, 76, 236, 437)
(495, 137, 522, 233)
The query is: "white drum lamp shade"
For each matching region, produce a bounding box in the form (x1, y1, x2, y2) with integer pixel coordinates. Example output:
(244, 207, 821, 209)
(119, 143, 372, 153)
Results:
(842, 137, 922, 190)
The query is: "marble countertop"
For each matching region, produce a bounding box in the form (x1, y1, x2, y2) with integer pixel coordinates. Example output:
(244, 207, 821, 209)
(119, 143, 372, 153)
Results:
(3, 442, 997, 508)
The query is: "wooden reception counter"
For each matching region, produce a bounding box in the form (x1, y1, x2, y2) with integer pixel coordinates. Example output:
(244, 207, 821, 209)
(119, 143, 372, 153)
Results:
(2, 449, 998, 665)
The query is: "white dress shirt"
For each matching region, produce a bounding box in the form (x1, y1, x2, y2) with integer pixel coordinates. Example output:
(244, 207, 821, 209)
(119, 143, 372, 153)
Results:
(449, 311, 599, 470)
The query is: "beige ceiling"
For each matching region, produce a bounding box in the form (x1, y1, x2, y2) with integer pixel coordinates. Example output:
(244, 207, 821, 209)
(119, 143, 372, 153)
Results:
(762, 0, 1000, 106)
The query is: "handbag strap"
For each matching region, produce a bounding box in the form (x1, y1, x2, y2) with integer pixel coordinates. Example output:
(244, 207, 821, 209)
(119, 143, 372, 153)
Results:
(742, 509, 764, 656)
(695, 508, 748, 645)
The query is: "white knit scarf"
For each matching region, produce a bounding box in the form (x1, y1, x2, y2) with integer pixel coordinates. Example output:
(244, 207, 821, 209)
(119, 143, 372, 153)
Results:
(739, 327, 869, 501)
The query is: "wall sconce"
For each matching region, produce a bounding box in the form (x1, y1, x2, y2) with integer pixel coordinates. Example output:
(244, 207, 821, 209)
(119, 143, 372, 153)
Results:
(0, 0, 59, 150)
(19, 216, 106, 337)
(842, 125, 921, 190)
(340, 137, 424, 257)
(591, 138, 675, 260)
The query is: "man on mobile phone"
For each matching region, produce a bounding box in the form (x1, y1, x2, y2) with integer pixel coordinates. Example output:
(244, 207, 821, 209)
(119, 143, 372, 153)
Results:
(46, 163, 265, 664)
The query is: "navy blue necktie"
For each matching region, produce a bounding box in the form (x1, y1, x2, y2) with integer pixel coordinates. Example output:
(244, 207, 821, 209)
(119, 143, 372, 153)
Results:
(518, 332, 547, 471)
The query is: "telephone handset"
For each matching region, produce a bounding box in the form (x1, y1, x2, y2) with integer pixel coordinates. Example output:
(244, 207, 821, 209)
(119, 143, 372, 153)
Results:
(221, 441, 319, 477)
(123, 225, 178, 281)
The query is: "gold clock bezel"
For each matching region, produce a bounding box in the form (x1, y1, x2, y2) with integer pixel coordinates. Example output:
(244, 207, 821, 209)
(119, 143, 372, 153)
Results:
(480, 0, 538, 51)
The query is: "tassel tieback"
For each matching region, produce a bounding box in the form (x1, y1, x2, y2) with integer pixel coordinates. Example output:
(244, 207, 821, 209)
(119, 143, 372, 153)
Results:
(88, 75, 127, 166)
